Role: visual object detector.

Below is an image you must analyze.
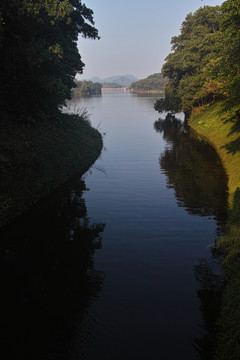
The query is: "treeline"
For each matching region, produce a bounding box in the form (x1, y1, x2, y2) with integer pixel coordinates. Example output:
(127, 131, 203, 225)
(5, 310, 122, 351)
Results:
(129, 73, 165, 93)
(101, 82, 123, 88)
(0, 1, 103, 226)
(0, 0, 99, 121)
(74, 80, 102, 96)
(155, 0, 240, 123)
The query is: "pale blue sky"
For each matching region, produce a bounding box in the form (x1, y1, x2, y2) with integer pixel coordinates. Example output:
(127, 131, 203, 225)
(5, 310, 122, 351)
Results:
(78, 0, 224, 80)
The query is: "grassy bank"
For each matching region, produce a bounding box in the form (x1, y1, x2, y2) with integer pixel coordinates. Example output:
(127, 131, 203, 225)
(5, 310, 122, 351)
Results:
(214, 189, 240, 359)
(0, 113, 103, 227)
(129, 89, 164, 95)
(189, 102, 240, 204)
(189, 102, 240, 359)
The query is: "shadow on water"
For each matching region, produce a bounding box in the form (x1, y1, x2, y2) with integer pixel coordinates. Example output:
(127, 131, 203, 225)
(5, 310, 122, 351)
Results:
(0, 175, 105, 360)
(154, 114, 227, 359)
(154, 113, 228, 229)
(193, 252, 224, 359)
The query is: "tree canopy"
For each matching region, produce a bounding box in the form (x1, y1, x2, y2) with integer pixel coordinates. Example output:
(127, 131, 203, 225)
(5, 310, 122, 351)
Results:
(129, 73, 165, 93)
(155, 1, 240, 125)
(74, 80, 102, 96)
(216, 0, 240, 122)
(0, 0, 99, 121)
(154, 5, 223, 115)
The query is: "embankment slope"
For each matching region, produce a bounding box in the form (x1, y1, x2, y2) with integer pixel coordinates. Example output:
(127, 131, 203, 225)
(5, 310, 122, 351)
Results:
(189, 102, 240, 204)
(189, 102, 240, 359)
(0, 114, 103, 227)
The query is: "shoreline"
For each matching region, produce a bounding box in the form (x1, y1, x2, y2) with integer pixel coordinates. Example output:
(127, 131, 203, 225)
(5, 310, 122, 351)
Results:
(0, 113, 103, 228)
(188, 102, 240, 359)
(101, 87, 127, 91)
(129, 89, 164, 95)
(188, 102, 240, 205)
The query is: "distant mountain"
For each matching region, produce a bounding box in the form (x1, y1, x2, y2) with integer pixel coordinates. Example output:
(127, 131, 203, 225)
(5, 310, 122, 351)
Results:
(88, 75, 138, 87)
(89, 77, 102, 83)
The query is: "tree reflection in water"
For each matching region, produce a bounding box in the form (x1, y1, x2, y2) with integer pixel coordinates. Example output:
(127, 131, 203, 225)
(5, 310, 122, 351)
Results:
(193, 251, 224, 359)
(155, 114, 227, 358)
(0, 177, 105, 360)
(154, 113, 228, 228)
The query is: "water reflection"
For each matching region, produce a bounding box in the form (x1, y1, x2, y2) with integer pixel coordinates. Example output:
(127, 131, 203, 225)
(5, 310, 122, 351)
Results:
(155, 114, 227, 358)
(193, 252, 224, 359)
(0, 176, 105, 360)
(154, 114, 228, 227)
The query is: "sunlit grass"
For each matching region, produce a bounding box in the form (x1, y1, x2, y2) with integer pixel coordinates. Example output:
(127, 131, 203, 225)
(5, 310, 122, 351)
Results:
(189, 102, 240, 205)
(190, 103, 240, 359)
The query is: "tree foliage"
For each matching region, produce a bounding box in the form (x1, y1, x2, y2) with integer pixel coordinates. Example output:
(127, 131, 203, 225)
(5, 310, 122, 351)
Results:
(216, 0, 240, 122)
(155, 1, 240, 125)
(0, 0, 99, 120)
(74, 80, 102, 96)
(155, 6, 223, 114)
(129, 73, 165, 93)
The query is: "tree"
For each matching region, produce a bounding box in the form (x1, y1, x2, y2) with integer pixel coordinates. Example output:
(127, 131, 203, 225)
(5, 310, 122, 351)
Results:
(74, 80, 102, 96)
(155, 6, 222, 115)
(216, 0, 240, 122)
(0, 0, 99, 120)
(129, 73, 165, 93)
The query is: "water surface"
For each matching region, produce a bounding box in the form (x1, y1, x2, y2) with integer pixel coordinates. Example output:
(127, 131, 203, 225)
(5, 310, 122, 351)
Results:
(0, 90, 228, 359)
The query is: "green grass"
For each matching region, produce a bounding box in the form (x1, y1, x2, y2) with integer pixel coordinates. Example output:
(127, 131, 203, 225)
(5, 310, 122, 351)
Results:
(189, 102, 240, 205)
(0, 113, 103, 227)
(189, 102, 240, 359)
(214, 189, 240, 360)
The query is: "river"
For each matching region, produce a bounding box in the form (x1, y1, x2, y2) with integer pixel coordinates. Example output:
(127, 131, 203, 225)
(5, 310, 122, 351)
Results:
(0, 90, 228, 359)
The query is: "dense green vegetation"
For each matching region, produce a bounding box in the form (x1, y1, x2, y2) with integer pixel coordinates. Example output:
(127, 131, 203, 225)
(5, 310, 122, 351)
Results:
(74, 80, 102, 96)
(218, 0, 240, 123)
(0, 0, 99, 120)
(0, 1, 103, 224)
(154, 5, 223, 115)
(0, 113, 103, 227)
(129, 73, 165, 93)
(154, 1, 240, 123)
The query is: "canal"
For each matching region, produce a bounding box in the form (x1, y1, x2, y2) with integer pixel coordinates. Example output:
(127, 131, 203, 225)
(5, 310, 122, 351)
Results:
(0, 90, 228, 359)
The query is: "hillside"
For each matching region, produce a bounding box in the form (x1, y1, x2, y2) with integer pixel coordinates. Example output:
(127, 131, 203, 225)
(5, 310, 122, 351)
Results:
(129, 73, 165, 93)
(86, 74, 138, 87)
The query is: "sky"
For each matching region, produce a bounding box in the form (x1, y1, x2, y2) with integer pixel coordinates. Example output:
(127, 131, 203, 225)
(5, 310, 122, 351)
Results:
(78, 0, 224, 80)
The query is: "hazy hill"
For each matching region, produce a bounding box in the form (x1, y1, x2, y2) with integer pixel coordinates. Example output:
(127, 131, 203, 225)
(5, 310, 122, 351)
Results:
(89, 77, 102, 83)
(129, 73, 165, 93)
(87, 75, 138, 87)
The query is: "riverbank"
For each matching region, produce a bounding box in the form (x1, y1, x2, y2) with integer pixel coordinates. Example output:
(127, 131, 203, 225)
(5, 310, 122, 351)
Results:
(189, 102, 240, 359)
(0, 113, 103, 227)
(189, 102, 240, 204)
(129, 89, 164, 95)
